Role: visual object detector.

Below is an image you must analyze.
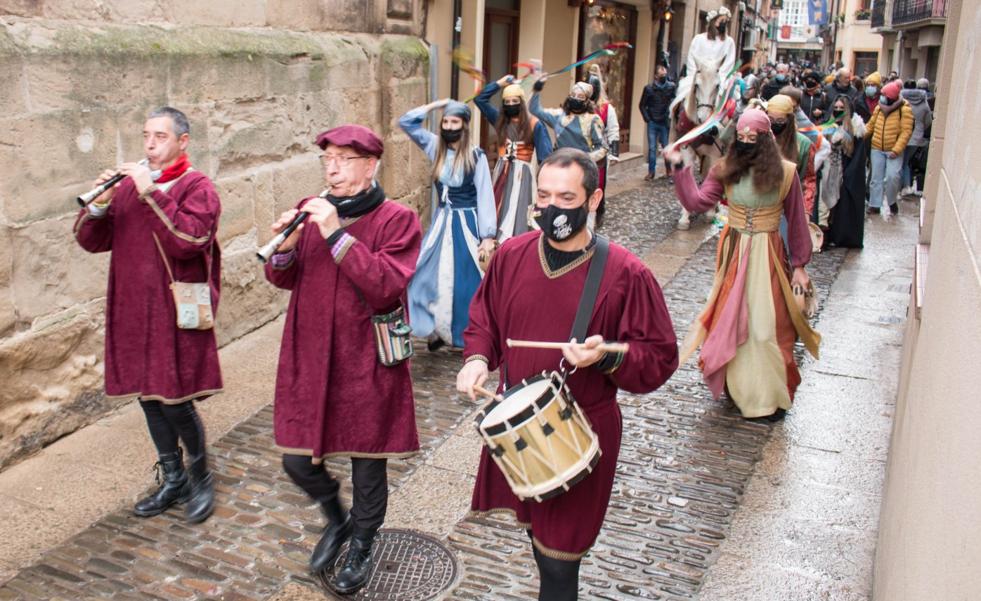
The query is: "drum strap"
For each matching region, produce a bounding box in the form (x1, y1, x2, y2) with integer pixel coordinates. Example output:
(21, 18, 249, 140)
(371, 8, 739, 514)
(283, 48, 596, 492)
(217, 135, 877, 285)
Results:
(569, 233, 610, 344)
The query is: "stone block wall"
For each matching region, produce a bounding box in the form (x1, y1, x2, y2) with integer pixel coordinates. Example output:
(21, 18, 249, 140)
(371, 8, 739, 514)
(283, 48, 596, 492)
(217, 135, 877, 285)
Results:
(0, 4, 432, 470)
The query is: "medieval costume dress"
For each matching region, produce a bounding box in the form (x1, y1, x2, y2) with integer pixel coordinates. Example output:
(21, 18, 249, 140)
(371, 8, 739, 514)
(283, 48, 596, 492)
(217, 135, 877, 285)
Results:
(463, 231, 678, 559)
(672, 159, 821, 418)
(74, 156, 223, 404)
(529, 84, 608, 166)
(400, 105, 496, 348)
(475, 82, 552, 241)
(265, 193, 422, 460)
(826, 123, 869, 248)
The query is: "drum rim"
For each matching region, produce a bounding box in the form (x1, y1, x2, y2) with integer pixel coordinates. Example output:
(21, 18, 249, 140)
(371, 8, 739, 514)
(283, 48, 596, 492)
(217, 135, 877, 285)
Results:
(478, 372, 562, 437)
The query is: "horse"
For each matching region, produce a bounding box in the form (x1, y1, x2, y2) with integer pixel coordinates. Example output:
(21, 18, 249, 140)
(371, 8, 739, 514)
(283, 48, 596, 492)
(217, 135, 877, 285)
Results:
(669, 56, 732, 230)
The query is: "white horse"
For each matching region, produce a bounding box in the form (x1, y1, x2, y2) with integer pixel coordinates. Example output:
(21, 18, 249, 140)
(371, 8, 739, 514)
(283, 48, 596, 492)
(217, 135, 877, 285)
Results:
(670, 56, 732, 230)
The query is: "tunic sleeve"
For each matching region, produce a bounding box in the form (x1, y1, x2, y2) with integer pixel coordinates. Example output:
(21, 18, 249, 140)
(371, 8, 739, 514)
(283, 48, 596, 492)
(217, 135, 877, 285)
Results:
(473, 154, 497, 239)
(607, 266, 679, 394)
(463, 252, 503, 370)
(529, 93, 560, 131)
(142, 176, 220, 260)
(398, 107, 438, 160)
(672, 165, 725, 213)
(783, 175, 813, 268)
(333, 208, 422, 311)
(73, 207, 113, 253)
(263, 249, 299, 290)
(474, 82, 501, 125)
(533, 121, 553, 161)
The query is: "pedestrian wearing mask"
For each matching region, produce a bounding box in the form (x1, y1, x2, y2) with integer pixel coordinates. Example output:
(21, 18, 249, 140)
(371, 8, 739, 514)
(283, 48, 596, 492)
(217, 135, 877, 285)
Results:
(900, 80, 932, 196)
(800, 71, 829, 123)
(761, 63, 790, 101)
(863, 72, 883, 123)
(400, 99, 497, 350)
(865, 80, 913, 215)
(639, 64, 676, 181)
(824, 96, 868, 248)
(665, 108, 820, 421)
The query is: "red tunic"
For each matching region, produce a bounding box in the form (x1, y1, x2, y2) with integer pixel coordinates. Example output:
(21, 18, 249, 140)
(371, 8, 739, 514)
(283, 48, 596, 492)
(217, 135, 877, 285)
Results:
(463, 232, 678, 559)
(265, 200, 422, 460)
(73, 172, 223, 404)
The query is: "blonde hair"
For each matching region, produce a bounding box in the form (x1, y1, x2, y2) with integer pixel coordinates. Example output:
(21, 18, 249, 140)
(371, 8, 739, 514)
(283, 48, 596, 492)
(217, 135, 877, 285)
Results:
(432, 125, 476, 183)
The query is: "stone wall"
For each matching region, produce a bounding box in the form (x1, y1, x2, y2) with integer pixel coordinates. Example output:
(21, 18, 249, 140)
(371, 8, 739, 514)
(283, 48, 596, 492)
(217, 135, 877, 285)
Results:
(0, 5, 432, 470)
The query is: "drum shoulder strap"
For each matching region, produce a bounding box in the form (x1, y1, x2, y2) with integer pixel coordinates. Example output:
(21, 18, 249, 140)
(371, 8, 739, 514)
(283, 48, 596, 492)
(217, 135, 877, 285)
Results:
(569, 234, 610, 343)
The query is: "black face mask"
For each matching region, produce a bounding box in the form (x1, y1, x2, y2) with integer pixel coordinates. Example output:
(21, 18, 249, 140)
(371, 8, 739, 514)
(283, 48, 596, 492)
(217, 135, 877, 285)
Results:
(503, 104, 521, 118)
(441, 127, 463, 144)
(718, 21, 729, 34)
(833, 109, 845, 119)
(567, 97, 587, 114)
(770, 121, 788, 135)
(805, 80, 819, 90)
(534, 203, 589, 242)
(734, 140, 758, 156)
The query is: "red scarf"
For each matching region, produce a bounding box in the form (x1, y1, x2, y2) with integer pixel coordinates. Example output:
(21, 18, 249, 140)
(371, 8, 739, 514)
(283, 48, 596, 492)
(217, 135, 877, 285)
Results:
(156, 153, 192, 183)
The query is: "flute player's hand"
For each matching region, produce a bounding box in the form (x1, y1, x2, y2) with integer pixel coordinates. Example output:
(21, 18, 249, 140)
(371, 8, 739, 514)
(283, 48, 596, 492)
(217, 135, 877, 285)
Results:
(271, 208, 304, 253)
(91, 168, 120, 207)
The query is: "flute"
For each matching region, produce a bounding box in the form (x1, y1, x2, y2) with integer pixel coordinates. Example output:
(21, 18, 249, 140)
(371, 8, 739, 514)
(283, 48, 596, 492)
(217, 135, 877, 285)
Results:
(255, 188, 331, 263)
(75, 159, 162, 207)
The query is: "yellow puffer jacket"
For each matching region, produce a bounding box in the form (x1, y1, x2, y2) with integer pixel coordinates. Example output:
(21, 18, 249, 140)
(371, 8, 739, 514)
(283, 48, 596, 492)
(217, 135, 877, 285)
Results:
(866, 100, 914, 154)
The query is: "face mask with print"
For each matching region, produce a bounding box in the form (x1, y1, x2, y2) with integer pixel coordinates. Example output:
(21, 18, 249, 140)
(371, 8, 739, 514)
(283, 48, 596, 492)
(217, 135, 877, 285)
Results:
(534, 203, 589, 242)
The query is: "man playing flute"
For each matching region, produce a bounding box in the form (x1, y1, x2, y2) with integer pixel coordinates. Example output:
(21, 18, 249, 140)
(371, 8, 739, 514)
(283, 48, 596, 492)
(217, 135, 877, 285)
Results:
(74, 106, 222, 524)
(264, 125, 422, 593)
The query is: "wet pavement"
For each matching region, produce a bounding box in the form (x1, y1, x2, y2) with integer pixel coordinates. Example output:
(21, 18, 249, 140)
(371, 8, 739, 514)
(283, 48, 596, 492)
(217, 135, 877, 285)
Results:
(0, 173, 911, 600)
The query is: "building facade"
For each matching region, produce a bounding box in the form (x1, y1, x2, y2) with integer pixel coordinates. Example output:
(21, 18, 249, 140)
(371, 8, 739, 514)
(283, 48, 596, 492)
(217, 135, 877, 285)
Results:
(870, 0, 946, 80)
(773, 0, 823, 65)
(832, 0, 881, 75)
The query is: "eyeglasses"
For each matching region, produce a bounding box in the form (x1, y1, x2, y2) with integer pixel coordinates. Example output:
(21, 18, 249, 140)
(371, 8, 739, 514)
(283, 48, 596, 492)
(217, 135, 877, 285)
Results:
(320, 154, 369, 167)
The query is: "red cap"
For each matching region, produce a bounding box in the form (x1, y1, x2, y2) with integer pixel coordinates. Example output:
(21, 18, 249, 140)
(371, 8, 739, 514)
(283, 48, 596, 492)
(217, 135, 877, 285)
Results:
(314, 125, 384, 157)
(882, 80, 902, 101)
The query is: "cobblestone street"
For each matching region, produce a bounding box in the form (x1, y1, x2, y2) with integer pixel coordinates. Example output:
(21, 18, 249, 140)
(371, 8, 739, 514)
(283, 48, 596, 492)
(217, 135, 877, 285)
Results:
(0, 172, 909, 601)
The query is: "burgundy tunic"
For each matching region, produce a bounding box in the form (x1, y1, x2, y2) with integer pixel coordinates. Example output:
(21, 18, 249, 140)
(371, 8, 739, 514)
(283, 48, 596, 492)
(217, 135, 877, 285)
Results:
(265, 199, 422, 460)
(463, 231, 678, 559)
(73, 172, 223, 404)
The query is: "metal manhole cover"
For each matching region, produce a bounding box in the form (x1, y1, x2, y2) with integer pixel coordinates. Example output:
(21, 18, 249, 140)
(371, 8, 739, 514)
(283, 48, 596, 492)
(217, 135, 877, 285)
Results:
(317, 529, 457, 600)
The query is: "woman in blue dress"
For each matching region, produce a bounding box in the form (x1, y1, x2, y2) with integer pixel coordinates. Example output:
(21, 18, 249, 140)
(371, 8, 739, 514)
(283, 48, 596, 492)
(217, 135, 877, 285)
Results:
(400, 99, 497, 351)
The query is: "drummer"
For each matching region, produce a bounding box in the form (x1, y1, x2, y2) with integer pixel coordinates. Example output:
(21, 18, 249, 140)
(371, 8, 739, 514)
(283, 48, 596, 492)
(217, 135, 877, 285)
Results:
(456, 147, 678, 600)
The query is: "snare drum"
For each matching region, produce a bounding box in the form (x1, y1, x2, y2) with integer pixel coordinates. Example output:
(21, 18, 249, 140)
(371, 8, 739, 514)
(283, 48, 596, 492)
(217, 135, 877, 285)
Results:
(475, 371, 601, 502)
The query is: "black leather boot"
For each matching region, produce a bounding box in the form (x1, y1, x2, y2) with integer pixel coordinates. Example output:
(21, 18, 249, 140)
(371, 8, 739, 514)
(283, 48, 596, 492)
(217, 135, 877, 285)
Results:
(134, 450, 191, 517)
(332, 528, 377, 594)
(309, 497, 352, 574)
(184, 453, 215, 524)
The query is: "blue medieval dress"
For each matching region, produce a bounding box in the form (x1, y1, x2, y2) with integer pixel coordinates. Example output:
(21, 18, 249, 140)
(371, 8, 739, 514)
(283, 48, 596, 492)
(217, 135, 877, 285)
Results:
(399, 106, 496, 347)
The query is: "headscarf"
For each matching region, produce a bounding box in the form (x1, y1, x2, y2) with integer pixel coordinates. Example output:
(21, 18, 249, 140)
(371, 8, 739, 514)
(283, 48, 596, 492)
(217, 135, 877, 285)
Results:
(766, 94, 795, 116)
(502, 84, 525, 100)
(444, 100, 471, 123)
(571, 81, 594, 100)
(736, 108, 772, 135)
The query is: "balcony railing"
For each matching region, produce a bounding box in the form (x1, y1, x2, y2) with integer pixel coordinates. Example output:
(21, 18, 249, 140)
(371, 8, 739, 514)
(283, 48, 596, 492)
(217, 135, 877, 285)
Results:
(892, 0, 947, 26)
(871, 0, 886, 28)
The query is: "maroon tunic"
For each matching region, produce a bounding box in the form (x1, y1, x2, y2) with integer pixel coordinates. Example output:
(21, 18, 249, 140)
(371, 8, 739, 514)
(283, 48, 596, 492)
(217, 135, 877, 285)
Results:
(73, 171, 223, 404)
(463, 231, 678, 559)
(265, 200, 422, 461)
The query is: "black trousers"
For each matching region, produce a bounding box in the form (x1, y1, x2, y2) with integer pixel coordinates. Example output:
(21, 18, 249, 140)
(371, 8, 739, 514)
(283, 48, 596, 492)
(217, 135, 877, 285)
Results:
(282, 454, 388, 532)
(528, 530, 581, 600)
(139, 399, 207, 459)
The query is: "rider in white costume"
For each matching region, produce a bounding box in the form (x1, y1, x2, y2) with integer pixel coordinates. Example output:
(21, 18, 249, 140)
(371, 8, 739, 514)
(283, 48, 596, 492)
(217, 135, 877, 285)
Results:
(672, 7, 737, 113)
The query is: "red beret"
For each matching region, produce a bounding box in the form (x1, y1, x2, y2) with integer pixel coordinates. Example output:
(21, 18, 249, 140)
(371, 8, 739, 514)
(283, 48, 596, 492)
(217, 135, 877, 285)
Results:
(314, 124, 384, 157)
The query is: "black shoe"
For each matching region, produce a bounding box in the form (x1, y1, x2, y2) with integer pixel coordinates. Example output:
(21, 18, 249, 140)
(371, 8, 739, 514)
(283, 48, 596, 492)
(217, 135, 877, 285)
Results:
(866, 206, 880, 215)
(332, 529, 377, 594)
(427, 338, 445, 352)
(764, 408, 787, 423)
(184, 453, 215, 524)
(889, 202, 899, 215)
(134, 450, 191, 517)
(310, 499, 352, 574)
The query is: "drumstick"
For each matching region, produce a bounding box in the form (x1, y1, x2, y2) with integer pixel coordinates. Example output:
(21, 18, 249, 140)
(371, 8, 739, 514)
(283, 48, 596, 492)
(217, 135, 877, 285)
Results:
(506, 339, 630, 354)
(472, 385, 503, 401)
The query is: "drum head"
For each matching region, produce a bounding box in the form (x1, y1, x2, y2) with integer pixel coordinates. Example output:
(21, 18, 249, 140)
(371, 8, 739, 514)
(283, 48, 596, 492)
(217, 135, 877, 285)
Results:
(481, 377, 552, 428)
